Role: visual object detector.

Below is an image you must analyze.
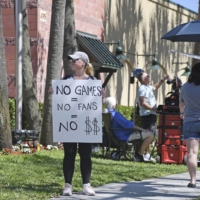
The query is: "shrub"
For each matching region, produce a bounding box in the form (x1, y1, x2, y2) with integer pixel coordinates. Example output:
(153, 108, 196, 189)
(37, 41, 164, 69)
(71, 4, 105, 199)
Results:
(8, 98, 44, 129)
(8, 98, 15, 129)
(116, 105, 142, 127)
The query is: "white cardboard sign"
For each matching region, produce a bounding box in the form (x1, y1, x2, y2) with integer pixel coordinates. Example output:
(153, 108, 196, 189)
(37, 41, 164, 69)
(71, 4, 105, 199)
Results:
(52, 80, 102, 143)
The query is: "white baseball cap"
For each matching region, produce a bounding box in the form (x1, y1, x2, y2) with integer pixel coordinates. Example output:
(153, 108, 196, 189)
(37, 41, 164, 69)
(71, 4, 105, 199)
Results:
(67, 51, 90, 64)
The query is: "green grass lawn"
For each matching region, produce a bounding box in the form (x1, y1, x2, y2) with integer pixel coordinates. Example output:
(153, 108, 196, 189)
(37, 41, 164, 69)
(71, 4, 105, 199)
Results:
(0, 149, 195, 200)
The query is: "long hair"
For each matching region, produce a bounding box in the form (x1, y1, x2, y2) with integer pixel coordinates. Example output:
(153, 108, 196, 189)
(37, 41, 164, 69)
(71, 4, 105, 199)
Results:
(85, 63, 94, 76)
(188, 62, 200, 85)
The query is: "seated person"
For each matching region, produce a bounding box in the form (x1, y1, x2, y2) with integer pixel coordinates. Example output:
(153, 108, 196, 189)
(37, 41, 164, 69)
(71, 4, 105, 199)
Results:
(104, 97, 154, 162)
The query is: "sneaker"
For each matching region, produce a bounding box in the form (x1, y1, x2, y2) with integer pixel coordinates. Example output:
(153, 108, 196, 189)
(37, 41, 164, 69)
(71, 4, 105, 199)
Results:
(143, 154, 156, 162)
(143, 154, 150, 162)
(133, 153, 144, 162)
(82, 185, 95, 196)
(187, 183, 196, 188)
(62, 183, 72, 196)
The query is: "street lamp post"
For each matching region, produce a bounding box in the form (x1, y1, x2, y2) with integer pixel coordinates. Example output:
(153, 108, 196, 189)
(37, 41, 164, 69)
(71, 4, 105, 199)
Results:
(15, 0, 23, 130)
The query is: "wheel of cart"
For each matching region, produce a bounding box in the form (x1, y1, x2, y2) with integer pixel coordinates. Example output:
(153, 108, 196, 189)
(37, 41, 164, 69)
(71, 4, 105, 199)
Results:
(156, 154, 161, 163)
(26, 139, 39, 148)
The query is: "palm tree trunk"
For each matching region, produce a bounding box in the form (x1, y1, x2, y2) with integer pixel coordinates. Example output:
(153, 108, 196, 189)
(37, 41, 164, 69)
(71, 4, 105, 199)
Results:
(63, 0, 77, 75)
(40, 0, 66, 145)
(0, 4, 12, 150)
(22, 0, 42, 132)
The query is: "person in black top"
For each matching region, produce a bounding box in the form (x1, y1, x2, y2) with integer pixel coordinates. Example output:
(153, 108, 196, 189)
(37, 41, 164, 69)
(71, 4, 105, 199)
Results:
(51, 51, 105, 196)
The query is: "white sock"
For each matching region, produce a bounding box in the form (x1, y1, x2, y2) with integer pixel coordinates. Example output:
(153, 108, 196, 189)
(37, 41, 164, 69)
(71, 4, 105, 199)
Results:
(83, 183, 90, 187)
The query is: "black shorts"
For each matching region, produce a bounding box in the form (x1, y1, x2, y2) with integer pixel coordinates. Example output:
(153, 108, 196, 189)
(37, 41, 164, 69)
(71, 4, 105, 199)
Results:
(141, 114, 156, 133)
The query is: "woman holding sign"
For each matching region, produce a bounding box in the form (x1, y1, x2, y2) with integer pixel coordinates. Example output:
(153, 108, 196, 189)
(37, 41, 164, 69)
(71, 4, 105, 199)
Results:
(60, 51, 105, 196)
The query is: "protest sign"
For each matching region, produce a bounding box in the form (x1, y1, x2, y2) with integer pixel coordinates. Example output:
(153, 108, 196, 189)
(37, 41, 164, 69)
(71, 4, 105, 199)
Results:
(52, 80, 102, 143)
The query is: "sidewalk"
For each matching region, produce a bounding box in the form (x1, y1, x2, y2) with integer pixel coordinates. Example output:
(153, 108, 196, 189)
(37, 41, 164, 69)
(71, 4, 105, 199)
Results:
(50, 171, 200, 200)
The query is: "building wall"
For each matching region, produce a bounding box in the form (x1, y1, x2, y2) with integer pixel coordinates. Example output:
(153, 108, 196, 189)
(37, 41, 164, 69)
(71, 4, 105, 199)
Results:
(2, 0, 105, 102)
(74, 0, 104, 40)
(1, 0, 48, 101)
(2, 2, 16, 98)
(104, 0, 197, 106)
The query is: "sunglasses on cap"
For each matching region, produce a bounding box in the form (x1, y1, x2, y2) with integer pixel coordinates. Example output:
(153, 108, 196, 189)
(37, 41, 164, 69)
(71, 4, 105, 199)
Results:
(70, 58, 80, 63)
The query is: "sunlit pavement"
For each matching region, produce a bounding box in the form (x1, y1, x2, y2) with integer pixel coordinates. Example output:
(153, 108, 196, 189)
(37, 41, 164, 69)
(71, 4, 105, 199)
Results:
(50, 171, 200, 200)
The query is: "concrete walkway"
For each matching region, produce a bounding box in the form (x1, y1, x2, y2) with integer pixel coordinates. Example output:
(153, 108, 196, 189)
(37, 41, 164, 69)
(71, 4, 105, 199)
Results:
(50, 171, 200, 200)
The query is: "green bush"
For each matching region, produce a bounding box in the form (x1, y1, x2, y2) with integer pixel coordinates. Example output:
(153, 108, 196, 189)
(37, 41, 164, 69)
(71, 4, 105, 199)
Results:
(39, 102, 44, 118)
(116, 105, 142, 127)
(8, 98, 44, 130)
(8, 98, 15, 129)
(116, 105, 134, 120)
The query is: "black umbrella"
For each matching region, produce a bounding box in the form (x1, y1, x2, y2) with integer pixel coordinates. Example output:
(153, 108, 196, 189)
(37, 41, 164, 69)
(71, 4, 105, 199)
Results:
(161, 20, 200, 42)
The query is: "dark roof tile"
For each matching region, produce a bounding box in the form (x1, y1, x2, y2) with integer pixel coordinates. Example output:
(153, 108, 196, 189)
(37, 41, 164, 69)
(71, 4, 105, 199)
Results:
(76, 31, 124, 70)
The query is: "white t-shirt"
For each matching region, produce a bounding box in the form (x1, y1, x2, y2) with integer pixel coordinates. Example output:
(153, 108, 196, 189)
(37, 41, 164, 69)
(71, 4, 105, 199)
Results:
(137, 84, 157, 116)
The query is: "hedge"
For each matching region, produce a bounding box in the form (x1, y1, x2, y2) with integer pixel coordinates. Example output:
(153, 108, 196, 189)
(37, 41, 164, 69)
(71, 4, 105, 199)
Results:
(8, 98, 44, 129)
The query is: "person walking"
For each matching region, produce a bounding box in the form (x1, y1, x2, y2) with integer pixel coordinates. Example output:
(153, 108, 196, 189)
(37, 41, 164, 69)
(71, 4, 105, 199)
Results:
(51, 51, 105, 196)
(137, 72, 169, 161)
(179, 62, 200, 188)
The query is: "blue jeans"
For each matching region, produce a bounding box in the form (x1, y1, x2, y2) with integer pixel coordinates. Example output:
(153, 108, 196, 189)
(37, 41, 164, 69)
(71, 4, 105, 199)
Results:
(182, 121, 200, 140)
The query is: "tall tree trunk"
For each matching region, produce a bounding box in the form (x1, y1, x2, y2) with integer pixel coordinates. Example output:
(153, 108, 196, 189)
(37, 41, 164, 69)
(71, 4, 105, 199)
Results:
(63, 0, 77, 75)
(0, 5, 12, 150)
(22, 0, 42, 132)
(40, 0, 66, 145)
(192, 0, 200, 66)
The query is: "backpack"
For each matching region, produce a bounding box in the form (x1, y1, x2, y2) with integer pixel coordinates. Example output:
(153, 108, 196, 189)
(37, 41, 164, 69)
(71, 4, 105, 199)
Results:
(164, 92, 179, 106)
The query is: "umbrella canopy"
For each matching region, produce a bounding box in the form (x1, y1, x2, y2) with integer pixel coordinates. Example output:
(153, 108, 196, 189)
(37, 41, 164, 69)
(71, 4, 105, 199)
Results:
(161, 20, 200, 42)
